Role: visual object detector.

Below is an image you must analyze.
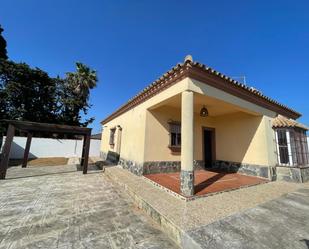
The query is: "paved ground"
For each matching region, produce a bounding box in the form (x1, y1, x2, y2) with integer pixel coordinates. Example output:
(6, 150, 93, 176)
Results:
(107, 166, 309, 231)
(105, 166, 309, 248)
(145, 170, 268, 196)
(0, 165, 178, 249)
(186, 188, 309, 249)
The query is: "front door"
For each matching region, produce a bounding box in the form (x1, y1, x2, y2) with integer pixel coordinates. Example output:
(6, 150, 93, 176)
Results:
(203, 129, 214, 168)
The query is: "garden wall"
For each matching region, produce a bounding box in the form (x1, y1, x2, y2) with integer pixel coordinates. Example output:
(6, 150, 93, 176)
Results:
(1, 136, 101, 158)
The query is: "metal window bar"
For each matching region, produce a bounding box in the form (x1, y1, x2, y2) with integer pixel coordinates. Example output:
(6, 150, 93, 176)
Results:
(169, 122, 181, 147)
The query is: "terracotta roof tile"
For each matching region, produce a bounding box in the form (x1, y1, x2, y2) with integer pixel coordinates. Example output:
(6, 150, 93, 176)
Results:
(101, 57, 301, 124)
(272, 115, 308, 130)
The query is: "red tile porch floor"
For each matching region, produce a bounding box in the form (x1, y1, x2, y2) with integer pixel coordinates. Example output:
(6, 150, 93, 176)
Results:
(145, 170, 269, 197)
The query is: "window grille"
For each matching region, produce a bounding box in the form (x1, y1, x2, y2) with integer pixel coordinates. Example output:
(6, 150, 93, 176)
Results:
(277, 129, 289, 165)
(109, 128, 116, 145)
(277, 128, 309, 166)
(169, 122, 181, 147)
(290, 129, 309, 165)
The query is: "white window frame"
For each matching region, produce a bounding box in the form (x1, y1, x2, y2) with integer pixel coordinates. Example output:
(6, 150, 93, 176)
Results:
(275, 129, 293, 166)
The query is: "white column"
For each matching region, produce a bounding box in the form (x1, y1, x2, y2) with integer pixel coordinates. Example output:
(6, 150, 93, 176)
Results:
(180, 90, 194, 196)
(275, 131, 281, 165)
(286, 130, 293, 166)
(116, 126, 122, 155)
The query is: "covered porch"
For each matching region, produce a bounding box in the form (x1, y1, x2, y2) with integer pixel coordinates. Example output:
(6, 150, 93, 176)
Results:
(144, 89, 275, 197)
(145, 170, 268, 198)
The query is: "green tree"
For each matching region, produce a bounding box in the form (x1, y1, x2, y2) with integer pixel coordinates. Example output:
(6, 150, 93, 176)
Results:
(0, 59, 58, 124)
(60, 62, 98, 127)
(0, 25, 8, 60)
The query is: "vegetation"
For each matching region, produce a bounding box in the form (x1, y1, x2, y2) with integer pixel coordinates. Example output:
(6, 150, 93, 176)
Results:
(0, 24, 98, 136)
(0, 25, 8, 60)
(60, 62, 98, 127)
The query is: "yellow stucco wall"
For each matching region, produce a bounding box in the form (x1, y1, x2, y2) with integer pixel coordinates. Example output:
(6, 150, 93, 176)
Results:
(101, 78, 189, 164)
(144, 106, 217, 162)
(101, 106, 147, 163)
(101, 76, 278, 167)
(144, 107, 277, 166)
(214, 113, 277, 165)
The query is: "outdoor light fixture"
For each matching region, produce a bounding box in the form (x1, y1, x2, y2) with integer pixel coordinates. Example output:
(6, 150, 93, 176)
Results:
(200, 105, 208, 117)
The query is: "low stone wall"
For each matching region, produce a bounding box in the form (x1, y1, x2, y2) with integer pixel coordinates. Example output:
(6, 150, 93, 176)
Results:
(276, 166, 309, 183)
(212, 160, 273, 180)
(143, 160, 204, 175)
(100, 151, 279, 181)
(119, 157, 144, 176)
(100, 151, 120, 165)
(302, 167, 309, 182)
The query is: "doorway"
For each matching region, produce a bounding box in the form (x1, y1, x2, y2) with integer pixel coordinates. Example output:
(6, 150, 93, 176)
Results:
(203, 128, 215, 168)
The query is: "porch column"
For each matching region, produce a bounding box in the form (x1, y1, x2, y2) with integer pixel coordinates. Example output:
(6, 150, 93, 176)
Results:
(181, 90, 194, 196)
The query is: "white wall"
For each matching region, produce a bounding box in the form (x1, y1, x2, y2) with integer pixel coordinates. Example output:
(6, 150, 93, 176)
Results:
(1, 136, 101, 159)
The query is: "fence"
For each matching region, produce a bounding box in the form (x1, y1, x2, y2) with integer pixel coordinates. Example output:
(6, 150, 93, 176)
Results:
(1, 136, 101, 159)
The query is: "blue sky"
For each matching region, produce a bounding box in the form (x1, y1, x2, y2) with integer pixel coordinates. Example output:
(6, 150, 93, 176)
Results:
(1, 0, 308, 133)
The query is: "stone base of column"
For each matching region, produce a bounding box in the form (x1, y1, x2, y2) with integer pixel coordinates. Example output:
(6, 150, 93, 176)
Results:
(180, 170, 194, 196)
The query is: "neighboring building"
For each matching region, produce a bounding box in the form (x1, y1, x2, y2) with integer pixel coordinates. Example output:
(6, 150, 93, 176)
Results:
(91, 133, 102, 140)
(100, 55, 309, 196)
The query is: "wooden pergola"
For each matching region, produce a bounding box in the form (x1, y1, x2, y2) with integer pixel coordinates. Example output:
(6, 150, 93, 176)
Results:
(0, 120, 92, 179)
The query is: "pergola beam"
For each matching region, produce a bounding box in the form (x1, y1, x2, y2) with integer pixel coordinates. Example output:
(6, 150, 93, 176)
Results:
(1, 119, 90, 135)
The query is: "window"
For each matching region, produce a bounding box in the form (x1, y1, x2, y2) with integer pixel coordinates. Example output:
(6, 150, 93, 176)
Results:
(290, 129, 309, 166)
(109, 128, 116, 145)
(277, 130, 289, 165)
(277, 128, 309, 166)
(169, 122, 181, 147)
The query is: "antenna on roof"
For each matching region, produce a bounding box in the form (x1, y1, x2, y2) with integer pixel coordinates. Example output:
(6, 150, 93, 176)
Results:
(231, 76, 246, 85)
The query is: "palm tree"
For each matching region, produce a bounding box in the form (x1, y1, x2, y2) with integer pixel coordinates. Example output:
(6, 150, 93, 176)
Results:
(66, 62, 97, 100)
(64, 62, 98, 126)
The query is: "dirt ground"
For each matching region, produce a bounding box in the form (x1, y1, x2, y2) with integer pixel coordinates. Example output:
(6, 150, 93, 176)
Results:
(9, 157, 98, 167)
(9, 157, 69, 167)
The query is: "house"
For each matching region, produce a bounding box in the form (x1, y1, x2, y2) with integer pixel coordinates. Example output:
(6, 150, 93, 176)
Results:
(100, 55, 309, 196)
(91, 133, 102, 140)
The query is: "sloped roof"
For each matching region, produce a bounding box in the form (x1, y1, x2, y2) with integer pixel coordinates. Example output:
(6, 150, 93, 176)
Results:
(91, 133, 102, 140)
(272, 115, 308, 130)
(101, 56, 301, 124)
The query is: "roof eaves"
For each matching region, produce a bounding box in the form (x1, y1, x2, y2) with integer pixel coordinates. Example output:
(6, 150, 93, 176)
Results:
(101, 59, 301, 124)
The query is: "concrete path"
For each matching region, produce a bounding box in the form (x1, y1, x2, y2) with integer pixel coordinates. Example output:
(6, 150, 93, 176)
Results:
(186, 188, 309, 249)
(0, 165, 178, 249)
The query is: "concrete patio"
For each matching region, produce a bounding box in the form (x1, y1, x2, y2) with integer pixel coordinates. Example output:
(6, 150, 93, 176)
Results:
(185, 188, 309, 248)
(0, 165, 178, 249)
(105, 166, 309, 248)
(1, 164, 309, 249)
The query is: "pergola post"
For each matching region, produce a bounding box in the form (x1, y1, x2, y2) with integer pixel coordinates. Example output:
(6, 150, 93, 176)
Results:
(0, 124, 15, 179)
(81, 133, 91, 174)
(81, 140, 85, 167)
(22, 132, 32, 168)
(180, 90, 195, 196)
